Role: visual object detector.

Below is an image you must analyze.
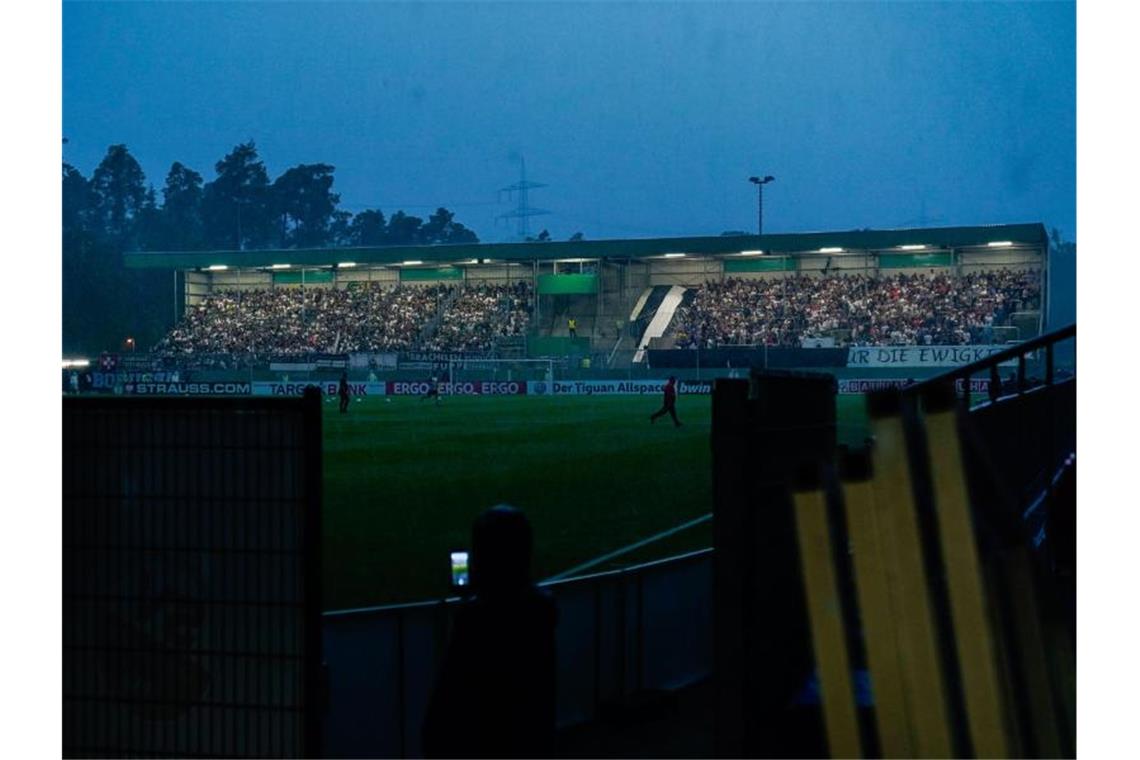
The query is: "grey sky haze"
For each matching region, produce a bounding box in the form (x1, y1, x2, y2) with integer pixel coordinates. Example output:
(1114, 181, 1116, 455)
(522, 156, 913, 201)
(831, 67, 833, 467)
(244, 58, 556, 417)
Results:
(63, 1, 1076, 243)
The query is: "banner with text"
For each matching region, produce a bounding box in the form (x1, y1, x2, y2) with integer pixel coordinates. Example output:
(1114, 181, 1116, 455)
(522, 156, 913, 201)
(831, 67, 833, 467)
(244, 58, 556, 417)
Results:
(386, 380, 528, 396)
(123, 381, 252, 396)
(252, 381, 388, 397)
(400, 350, 493, 366)
(348, 352, 399, 370)
(527, 379, 714, 396)
(846, 345, 1018, 368)
(91, 370, 184, 390)
(837, 378, 991, 395)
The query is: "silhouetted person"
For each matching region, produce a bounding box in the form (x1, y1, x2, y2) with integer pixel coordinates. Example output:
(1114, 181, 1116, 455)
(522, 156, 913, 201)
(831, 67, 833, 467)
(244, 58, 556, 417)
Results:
(338, 371, 350, 413)
(650, 375, 683, 427)
(423, 506, 558, 758)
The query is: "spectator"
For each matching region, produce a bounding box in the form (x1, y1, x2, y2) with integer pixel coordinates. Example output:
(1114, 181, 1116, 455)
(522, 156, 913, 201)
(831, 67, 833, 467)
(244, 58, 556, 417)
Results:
(423, 282, 532, 353)
(422, 506, 557, 758)
(154, 281, 533, 359)
(670, 269, 1040, 349)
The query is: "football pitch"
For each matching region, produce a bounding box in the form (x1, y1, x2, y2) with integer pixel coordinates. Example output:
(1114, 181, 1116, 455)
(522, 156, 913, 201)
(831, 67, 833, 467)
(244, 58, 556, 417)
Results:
(322, 393, 871, 610)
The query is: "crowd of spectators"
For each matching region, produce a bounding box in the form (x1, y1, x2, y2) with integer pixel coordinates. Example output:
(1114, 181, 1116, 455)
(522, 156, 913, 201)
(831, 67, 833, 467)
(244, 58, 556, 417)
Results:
(153, 281, 534, 359)
(154, 283, 453, 358)
(672, 269, 1041, 348)
(153, 268, 1039, 359)
(423, 282, 533, 353)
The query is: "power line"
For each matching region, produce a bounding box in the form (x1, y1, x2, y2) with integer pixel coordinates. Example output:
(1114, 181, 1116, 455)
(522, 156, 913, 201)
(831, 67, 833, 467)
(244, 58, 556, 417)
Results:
(496, 156, 550, 239)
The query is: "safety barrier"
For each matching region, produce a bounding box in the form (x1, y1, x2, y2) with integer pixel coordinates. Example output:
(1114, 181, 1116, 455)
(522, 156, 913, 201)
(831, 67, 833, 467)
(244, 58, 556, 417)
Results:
(320, 547, 713, 758)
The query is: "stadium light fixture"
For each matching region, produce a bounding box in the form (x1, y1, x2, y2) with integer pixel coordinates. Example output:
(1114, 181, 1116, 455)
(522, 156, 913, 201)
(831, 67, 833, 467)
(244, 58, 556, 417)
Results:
(738, 250, 764, 256)
(338, 262, 357, 268)
(269, 263, 291, 269)
(819, 247, 844, 253)
(748, 175, 775, 235)
(898, 244, 927, 251)
(663, 253, 686, 258)
(987, 240, 1014, 248)
(402, 260, 424, 266)
(207, 264, 228, 271)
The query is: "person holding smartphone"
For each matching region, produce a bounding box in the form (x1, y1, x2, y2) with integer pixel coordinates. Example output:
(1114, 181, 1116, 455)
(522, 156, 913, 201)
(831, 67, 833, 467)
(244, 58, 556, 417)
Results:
(423, 505, 557, 758)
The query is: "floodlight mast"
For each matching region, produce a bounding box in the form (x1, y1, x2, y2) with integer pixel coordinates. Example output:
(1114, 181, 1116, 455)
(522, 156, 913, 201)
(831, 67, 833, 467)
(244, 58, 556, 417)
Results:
(748, 175, 775, 235)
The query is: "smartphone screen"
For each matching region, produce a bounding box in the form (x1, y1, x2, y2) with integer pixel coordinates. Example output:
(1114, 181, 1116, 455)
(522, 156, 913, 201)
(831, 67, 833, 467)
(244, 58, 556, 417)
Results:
(450, 551, 469, 588)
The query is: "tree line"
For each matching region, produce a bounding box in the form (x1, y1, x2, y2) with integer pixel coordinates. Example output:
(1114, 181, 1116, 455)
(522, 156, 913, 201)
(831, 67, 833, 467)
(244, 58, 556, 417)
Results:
(63, 141, 482, 354)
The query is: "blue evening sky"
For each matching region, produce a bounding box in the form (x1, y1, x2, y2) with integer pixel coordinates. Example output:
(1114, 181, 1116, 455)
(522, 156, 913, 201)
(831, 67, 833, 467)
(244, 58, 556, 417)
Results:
(63, 1, 1076, 243)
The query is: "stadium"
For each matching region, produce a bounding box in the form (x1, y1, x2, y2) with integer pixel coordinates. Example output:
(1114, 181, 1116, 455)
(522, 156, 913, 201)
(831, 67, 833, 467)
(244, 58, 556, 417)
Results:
(65, 222, 1050, 606)
(64, 221, 1074, 757)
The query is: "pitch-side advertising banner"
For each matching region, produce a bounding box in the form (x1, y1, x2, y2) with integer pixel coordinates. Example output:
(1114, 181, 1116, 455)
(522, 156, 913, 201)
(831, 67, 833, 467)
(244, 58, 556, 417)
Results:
(124, 381, 251, 396)
(386, 380, 528, 396)
(837, 378, 991, 395)
(252, 381, 388, 397)
(527, 380, 714, 395)
(846, 345, 1017, 368)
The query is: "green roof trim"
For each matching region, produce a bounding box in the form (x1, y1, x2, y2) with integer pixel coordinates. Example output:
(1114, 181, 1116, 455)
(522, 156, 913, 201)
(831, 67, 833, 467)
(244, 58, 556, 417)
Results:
(124, 223, 1047, 270)
(878, 252, 954, 269)
(272, 269, 334, 284)
(399, 266, 464, 282)
(724, 257, 797, 273)
(537, 273, 599, 295)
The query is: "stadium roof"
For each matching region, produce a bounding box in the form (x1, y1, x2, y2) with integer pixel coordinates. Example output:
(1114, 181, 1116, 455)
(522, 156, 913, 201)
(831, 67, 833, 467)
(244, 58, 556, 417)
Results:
(123, 222, 1047, 270)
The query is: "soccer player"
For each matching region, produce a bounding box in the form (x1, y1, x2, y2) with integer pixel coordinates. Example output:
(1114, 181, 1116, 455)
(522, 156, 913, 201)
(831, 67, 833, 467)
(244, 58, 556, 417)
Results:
(649, 376, 682, 427)
(421, 374, 442, 404)
(338, 371, 350, 413)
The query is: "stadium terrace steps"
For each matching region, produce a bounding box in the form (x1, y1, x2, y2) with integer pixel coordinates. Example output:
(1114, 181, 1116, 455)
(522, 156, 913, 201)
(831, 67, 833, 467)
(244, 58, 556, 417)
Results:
(412, 285, 460, 347)
(634, 285, 688, 363)
(542, 293, 597, 340)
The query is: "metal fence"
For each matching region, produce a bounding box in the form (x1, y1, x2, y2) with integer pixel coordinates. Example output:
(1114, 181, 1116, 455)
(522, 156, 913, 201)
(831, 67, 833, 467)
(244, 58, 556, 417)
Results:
(320, 548, 713, 758)
(62, 394, 324, 758)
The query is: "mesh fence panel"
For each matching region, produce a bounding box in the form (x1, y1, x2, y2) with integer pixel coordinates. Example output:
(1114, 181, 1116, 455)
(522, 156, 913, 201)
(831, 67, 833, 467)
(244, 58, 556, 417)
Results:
(62, 394, 322, 758)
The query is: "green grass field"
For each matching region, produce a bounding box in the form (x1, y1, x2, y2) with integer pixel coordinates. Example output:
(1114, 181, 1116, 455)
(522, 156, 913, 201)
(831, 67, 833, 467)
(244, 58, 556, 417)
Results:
(321, 393, 870, 610)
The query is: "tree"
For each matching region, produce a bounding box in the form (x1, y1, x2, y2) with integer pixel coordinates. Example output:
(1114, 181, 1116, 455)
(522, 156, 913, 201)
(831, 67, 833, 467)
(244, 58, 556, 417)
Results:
(329, 210, 355, 248)
(158, 162, 205, 250)
(271, 163, 340, 248)
(347, 209, 387, 246)
(201, 141, 274, 250)
(89, 144, 147, 246)
(133, 185, 164, 251)
(419, 207, 480, 244)
(62, 162, 92, 236)
(446, 221, 478, 244)
(568, 231, 584, 241)
(421, 207, 455, 244)
(386, 210, 424, 245)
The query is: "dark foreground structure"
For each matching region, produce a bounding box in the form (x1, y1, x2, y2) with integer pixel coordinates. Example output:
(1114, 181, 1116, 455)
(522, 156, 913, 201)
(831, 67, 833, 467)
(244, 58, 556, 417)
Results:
(712, 326, 1075, 757)
(62, 390, 324, 757)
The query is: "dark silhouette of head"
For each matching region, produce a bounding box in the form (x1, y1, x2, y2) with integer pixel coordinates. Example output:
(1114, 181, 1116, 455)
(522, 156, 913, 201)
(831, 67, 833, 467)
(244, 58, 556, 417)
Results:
(470, 505, 533, 598)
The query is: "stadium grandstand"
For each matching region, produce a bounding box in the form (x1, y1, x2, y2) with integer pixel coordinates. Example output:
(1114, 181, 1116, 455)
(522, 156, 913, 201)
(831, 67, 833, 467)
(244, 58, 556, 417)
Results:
(122, 222, 1048, 377)
(67, 222, 1074, 757)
